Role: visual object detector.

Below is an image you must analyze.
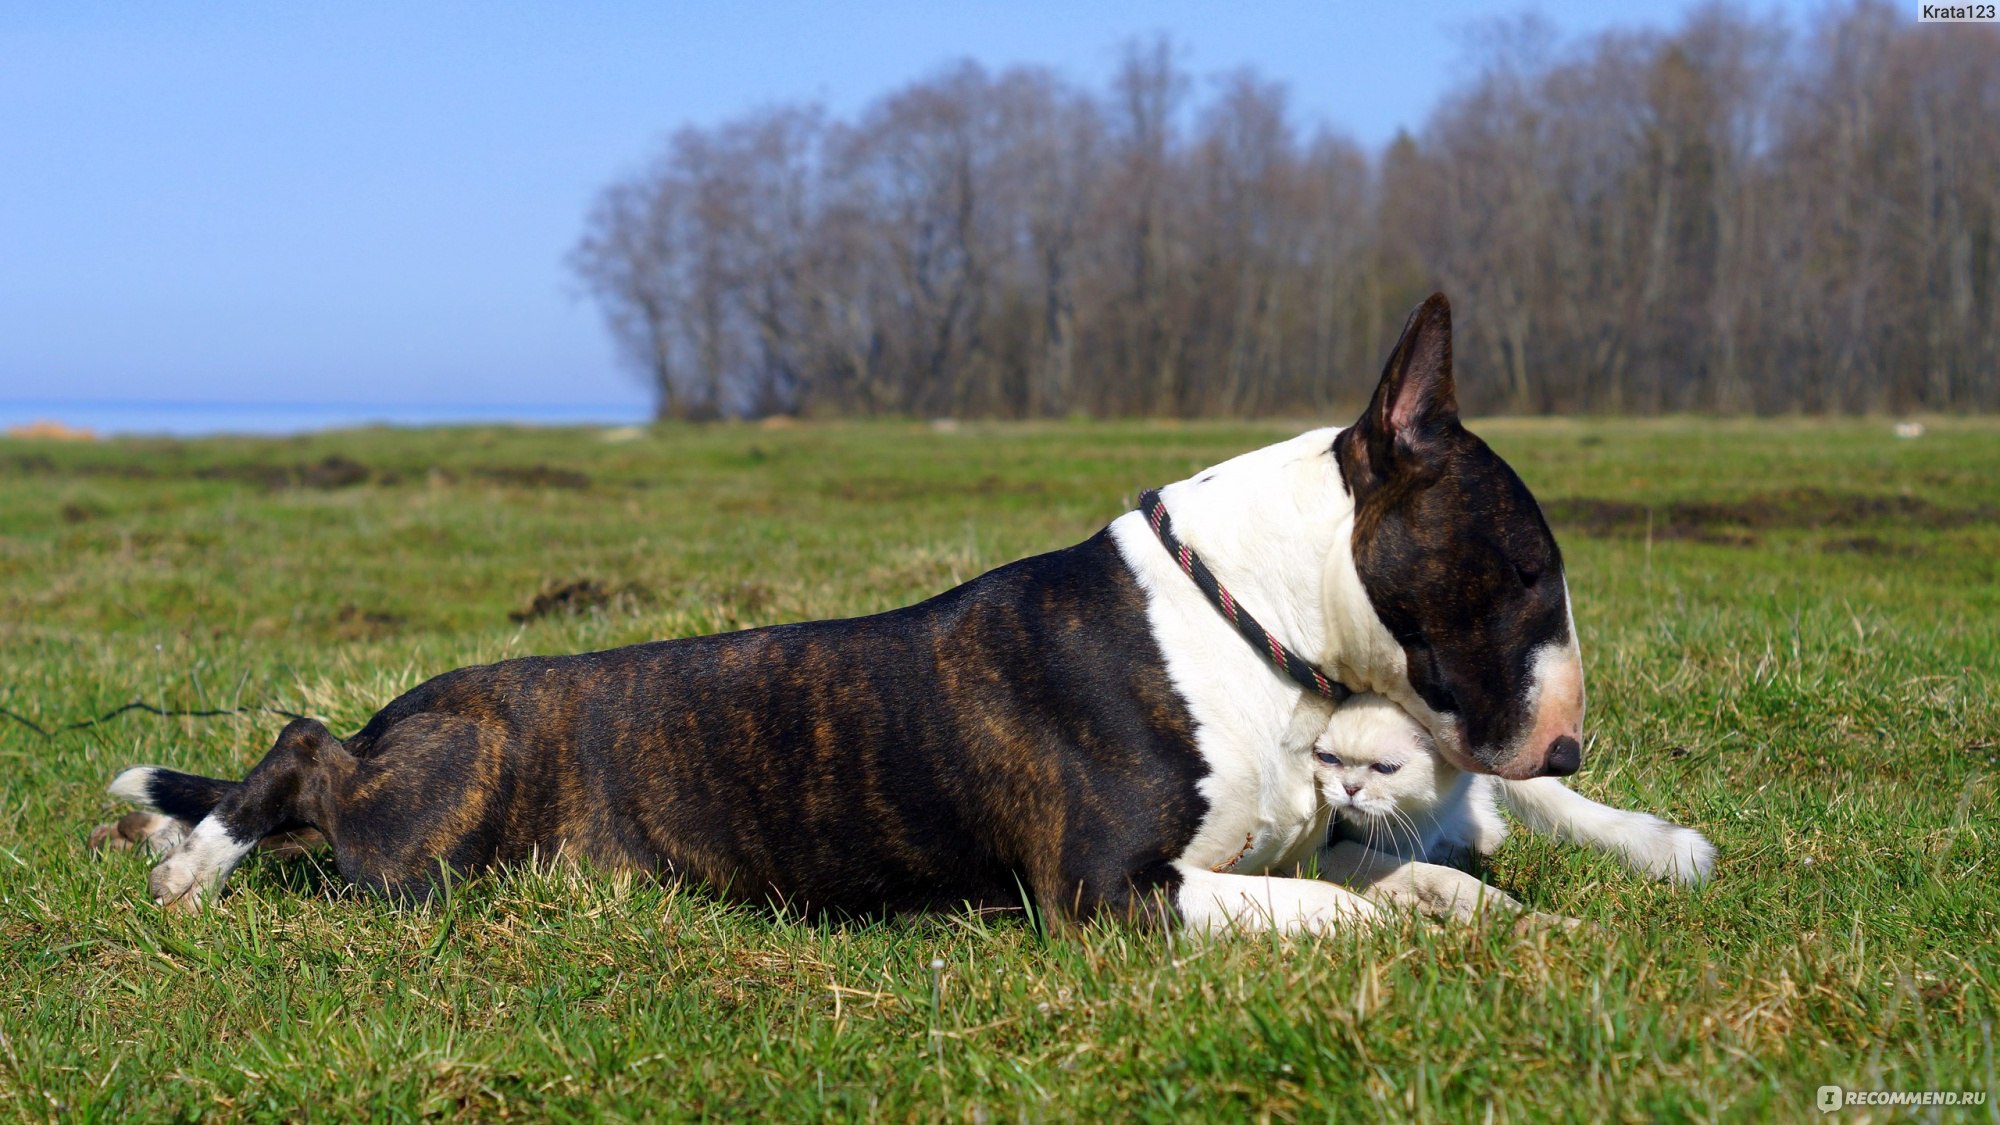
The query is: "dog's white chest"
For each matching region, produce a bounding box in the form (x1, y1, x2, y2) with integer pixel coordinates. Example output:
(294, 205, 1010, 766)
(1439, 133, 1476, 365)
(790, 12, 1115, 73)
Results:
(1174, 690, 1334, 874)
(1187, 758, 1327, 874)
(1105, 484, 1351, 880)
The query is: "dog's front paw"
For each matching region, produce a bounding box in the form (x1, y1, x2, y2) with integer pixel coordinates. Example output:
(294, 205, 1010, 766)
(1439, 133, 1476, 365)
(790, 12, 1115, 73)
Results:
(1647, 826, 1717, 886)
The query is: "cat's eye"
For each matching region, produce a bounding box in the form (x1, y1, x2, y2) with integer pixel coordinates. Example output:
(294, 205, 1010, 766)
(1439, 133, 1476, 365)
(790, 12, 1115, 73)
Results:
(1371, 762, 1401, 775)
(1315, 752, 1342, 767)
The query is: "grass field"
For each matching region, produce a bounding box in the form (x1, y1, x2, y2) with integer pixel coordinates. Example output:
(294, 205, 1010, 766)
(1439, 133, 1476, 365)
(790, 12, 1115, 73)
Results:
(2, 417, 1996, 1122)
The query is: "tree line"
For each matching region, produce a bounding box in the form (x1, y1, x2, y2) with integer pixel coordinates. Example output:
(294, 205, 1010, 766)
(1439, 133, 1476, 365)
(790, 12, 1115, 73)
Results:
(571, 2, 2000, 419)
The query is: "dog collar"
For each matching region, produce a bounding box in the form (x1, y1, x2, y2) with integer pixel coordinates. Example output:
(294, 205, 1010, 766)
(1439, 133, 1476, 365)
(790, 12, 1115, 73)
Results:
(1136, 488, 1353, 703)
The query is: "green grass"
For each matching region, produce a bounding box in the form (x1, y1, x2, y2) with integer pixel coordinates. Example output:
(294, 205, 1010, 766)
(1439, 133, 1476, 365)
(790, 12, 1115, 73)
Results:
(2, 417, 1995, 1122)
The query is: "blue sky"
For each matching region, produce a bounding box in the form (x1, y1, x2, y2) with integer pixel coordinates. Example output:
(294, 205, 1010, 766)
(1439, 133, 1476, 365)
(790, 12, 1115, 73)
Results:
(1, 1, 1819, 416)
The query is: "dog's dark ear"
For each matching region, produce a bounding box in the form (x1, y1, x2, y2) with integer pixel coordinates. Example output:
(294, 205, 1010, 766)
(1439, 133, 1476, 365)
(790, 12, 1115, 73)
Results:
(1344, 293, 1460, 486)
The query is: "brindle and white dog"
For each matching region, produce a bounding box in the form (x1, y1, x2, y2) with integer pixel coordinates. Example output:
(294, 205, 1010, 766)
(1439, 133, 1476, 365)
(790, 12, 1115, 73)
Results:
(96, 295, 1595, 935)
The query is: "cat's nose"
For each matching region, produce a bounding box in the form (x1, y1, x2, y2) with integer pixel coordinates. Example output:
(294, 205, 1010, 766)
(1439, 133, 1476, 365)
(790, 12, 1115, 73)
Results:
(1343, 783, 1362, 797)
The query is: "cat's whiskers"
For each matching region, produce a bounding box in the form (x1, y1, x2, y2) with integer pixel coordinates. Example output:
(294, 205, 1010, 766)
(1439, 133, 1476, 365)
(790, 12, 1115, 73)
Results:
(1386, 806, 1422, 858)
(1360, 807, 1389, 853)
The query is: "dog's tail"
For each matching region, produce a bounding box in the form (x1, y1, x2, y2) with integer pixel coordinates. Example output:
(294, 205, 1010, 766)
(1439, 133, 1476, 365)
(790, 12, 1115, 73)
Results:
(108, 766, 237, 823)
(1495, 777, 1715, 885)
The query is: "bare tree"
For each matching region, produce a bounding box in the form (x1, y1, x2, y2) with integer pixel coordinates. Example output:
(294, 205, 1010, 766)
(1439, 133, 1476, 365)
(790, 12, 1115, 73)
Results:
(575, 3, 2000, 419)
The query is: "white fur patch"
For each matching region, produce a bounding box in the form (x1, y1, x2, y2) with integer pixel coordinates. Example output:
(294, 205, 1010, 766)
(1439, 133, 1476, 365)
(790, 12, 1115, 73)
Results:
(108, 766, 163, 809)
(148, 816, 256, 910)
(1174, 865, 1378, 935)
(1109, 431, 1360, 879)
(1517, 622, 1586, 768)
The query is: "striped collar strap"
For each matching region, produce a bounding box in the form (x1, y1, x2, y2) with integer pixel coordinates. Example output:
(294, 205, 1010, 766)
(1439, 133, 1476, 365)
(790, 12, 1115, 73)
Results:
(1136, 489, 1354, 703)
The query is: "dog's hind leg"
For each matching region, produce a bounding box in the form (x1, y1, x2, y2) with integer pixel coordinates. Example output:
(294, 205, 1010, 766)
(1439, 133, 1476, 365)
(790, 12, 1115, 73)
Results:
(147, 717, 353, 912)
(100, 763, 329, 859)
(87, 810, 190, 857)
(92, 764, 238, 857)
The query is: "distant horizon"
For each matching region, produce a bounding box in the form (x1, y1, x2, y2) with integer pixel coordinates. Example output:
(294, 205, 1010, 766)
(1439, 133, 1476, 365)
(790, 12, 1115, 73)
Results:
(3, 396, 649, 409)
(0, 398, 651, 438)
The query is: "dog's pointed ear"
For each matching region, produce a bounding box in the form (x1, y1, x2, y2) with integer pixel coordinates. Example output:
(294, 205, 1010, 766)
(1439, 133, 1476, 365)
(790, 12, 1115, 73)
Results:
(1343, 293, 1460, 487)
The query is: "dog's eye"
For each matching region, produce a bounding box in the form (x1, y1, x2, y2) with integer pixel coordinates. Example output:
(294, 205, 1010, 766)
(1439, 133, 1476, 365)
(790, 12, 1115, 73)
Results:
(1515, 561, 1542, 589)
(1315, 752, 1341, 767)
(1371, 762, 1401, 775)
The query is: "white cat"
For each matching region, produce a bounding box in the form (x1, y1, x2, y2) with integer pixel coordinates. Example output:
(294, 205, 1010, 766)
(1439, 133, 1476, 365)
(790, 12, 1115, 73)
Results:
(1309, 693, 1714, 920)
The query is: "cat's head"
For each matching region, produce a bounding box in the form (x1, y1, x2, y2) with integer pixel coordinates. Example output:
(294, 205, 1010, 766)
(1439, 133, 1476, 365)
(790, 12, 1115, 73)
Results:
(1314, 693, 1464, 828)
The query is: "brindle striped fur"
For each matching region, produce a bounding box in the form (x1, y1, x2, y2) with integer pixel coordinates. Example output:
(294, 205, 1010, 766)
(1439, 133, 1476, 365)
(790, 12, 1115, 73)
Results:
(117, 530, 1209, 923)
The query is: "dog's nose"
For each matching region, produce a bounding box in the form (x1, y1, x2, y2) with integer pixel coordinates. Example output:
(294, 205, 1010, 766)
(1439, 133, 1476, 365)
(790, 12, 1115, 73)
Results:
(1542, 735, 1582, 777)
(1343, 783, 1362, 797)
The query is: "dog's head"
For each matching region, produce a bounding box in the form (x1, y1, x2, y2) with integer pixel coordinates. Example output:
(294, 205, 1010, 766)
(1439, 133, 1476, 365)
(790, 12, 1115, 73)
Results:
(1331, 294, 1583, 780)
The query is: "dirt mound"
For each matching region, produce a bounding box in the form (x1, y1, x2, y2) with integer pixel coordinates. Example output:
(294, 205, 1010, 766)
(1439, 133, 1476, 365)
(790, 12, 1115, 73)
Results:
(192, 455, 371, 490)
(468, 465, 592, 489)
(1543, 488, 1991, 548)
(509, 578, 652, 623)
